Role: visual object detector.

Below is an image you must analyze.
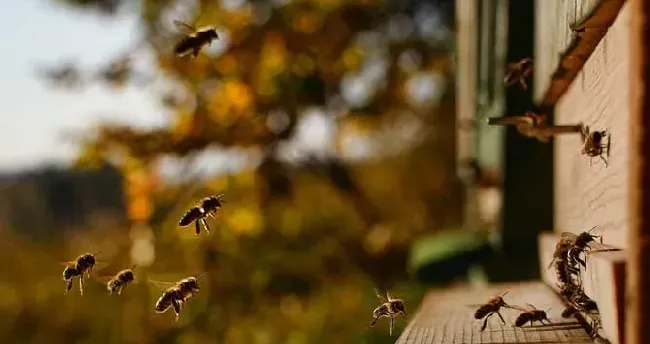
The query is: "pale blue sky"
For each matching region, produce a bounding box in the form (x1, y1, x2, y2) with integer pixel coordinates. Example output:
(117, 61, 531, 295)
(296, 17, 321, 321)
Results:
(0, 0, 165, 172)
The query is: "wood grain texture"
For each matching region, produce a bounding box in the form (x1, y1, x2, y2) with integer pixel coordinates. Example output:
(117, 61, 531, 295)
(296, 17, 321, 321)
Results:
(395, 282, 593, 344)
(534, 0, 602, 102)
(553, 2, 630, 249)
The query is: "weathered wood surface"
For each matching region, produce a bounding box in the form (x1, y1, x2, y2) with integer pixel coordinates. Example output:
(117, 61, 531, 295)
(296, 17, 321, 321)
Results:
(395, 282, 593, 344)
(534, 0, 623, 103)
(553, 1, 630, 249)
(538, 232, 626, 343)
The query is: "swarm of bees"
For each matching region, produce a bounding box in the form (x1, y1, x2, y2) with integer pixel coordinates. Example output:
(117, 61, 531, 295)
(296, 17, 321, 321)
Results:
(580, 125, 610, 166)
(487, 112, 582, 143)
(370, 289, 407, 336)
(59, 191, 226, 321)
(504, 57, 534, 89)
(547, 227, 616, 339)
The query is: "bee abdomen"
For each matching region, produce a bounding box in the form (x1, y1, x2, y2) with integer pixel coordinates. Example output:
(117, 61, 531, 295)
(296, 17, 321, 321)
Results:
(514, 314, 531, 327)
(155, 295, 173, 313)
(474, 306, 489, 319)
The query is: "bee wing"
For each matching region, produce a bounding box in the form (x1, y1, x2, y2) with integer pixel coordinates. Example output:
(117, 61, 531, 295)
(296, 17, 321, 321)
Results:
(533, 125, 582, 136)
(60, 261, 77, 267)
(560, 232, 578, 240)
(179, 206, 203, 226)
(93, 275, 115, 285)
(374, 288, 388, 303)
(504, 304, 530, 312)
(487, 116, 532, 126)
(146, 279, 177, 291)
(173, 20, 197, 35)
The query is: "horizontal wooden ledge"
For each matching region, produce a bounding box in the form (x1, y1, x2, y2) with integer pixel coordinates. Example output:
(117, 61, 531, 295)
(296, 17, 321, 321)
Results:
(395, 281, 593, 343)
(538, 232, 626, 344)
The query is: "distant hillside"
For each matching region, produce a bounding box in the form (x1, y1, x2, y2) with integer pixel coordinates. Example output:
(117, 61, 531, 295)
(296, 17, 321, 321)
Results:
(0, 164, 126, 239)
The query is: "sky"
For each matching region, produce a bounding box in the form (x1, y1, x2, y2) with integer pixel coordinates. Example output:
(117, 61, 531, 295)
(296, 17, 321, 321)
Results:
(0, 0, 165, 172)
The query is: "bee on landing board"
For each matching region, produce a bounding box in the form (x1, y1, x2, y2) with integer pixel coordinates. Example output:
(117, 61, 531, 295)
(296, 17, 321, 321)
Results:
(370, 289, 407, 337)
(61, 253, 99, 295)
(153, 276, 202, 321)
(473, 291, 519, 331)
(172, 20, 219, 58)
(513, 303, 552, 327)
(504, 57, 533, 89)
(179, 194, 227, 235)
(487, 112, 581, 143)
(579, 125, 610, 166)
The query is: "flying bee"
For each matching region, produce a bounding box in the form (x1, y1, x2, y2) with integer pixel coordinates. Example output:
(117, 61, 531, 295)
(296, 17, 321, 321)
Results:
(487, 112, 581, 143)
(61, 253, 99, 295)
(96, 266, 137, 295)
(513, 303, 552, 327)
(179, 194, 227, 235)
(504, 57, 533, 89)
(153, 276, 202, 321)
(474, 291, 518, 331)
(370, 289, 407, 337)
(172, 20, 219, 58)
(580, 125, 609, 166)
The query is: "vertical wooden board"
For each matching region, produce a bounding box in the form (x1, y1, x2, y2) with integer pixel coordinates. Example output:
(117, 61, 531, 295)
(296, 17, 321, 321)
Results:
(581, 250, 626, 344)
(553, 2, 630, 249)
(455, 0, 478, 167)
(534, 0, 601, 102)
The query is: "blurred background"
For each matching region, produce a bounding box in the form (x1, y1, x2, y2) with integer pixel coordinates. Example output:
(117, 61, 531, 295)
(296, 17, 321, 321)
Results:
(0, 0, 499, 343)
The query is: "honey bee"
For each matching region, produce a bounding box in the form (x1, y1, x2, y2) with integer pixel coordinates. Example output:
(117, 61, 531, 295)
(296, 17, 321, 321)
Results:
(98, 266, 136, 295)
(154, 276, 201, 321)
(474, 292, 516, 331)
(513, 303, 552, 327)
(580, 125, 609, 166)
(487, 112, 581, 143)
(61, 253, 98, 295)
(504, 57, 533, 89)
(370, 289, 407, 336)
(172, 20, 219, 58)
(179, 194, 227, 235)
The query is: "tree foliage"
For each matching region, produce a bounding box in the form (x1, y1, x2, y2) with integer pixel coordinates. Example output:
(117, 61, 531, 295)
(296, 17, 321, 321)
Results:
(21, 0, 461, 342)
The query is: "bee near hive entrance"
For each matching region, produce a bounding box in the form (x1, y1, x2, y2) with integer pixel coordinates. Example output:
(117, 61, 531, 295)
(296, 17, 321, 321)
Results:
(579, 125, 610, 167)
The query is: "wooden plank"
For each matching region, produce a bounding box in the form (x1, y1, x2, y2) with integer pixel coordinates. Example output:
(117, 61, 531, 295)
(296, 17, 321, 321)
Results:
(626, 0, 650, 342)
(553, 1, 630, 249)
(395, 282, 593, 343)
(538, 232, 626, 343)
(534, 0, 602, 102)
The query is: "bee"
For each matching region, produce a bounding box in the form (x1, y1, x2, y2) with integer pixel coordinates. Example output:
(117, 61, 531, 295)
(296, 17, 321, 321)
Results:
(487, 112, 582, 143)
(154, 276, 201, 321)
(98, 266, 136, 295)
(61, 253, 97, 295)
(179, 194, 227, 235)
(504, 57, 533, 89)
(561, 306, 578, 318)
(172, 20, 219, 58)
(580, 125, 609, 166)
(474, 291, 516, 331)
(513, 303, 552, 327)
(563, 227, 600, 268)
(370, 289, 407, 337)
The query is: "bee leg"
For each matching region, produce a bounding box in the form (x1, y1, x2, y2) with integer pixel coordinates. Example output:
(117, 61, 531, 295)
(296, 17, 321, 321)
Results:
(519, 78, 527, 90)
(192, 48, 200, 58)
(118, 286, 123, 295)
(369, 317, 379, 327)
(201, 218, 210, 233)
(79, 275, 85, 295)
(173, 301, 182, 321)
(600, 155, 608, 166)
(496, 311, 506, 324)
(195, 220, 201, 236)
(389, 316, 394, 336)
(481, 313, 494, 331)
(65, 279, 73, 295)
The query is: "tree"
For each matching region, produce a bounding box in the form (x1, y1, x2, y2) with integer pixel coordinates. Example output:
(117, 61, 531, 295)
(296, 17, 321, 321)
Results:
(37, 0, 458, 342)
